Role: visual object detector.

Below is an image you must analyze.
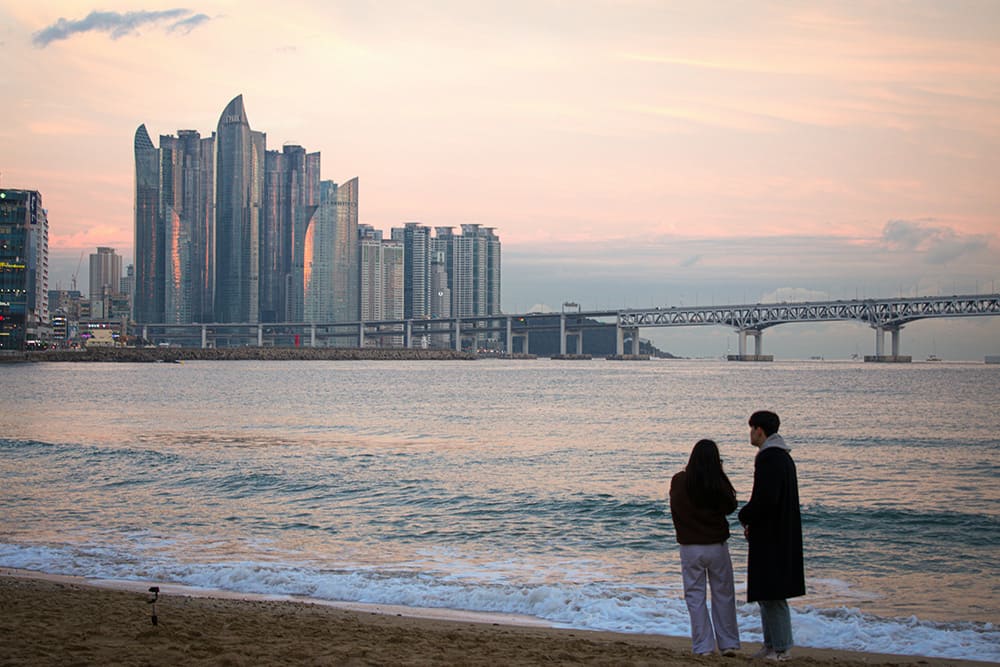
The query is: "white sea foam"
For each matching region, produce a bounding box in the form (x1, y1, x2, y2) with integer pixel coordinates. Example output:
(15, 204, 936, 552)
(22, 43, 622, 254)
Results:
(2, 542, 996, 662)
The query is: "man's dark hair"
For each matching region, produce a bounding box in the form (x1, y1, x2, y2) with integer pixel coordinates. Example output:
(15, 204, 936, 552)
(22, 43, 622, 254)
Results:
(749, 410, 780, 436)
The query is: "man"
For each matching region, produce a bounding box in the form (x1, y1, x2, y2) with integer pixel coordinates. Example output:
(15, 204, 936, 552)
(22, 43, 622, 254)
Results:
(738, 410, 805, 662)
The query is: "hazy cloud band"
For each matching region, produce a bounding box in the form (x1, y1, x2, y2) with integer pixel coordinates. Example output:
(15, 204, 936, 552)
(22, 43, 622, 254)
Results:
(33, 9, 208, 47)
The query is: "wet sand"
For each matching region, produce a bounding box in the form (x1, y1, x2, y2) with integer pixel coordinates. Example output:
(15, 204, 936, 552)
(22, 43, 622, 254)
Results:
(1, 572, 992, 666)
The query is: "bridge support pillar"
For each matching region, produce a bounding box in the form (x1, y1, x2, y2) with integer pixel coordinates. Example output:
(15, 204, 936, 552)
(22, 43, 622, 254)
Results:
(576, 331, 583, 355)
(454, 318, 461, 351)
(631, 328, 640, 355)
(867, 325, 909, 362)
(616, 325, 625, 356)
(506, 317, 512, 354)
(310, 324, 316, 348)
(731, 329, 771, 361)
(202, 324, 208, 349)
(560, 314, 567, 355)
(359, 322, 365, 348)
(405, 321, 413, 348)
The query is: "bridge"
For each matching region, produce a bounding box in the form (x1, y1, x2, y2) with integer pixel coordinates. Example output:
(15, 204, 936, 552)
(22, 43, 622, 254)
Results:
(132, 293, 1000, 361)
(614, 293, 1000, 361)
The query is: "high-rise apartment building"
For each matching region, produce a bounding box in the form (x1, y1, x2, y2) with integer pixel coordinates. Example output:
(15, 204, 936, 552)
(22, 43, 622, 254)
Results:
(121, 264, 135, 308)
(89, 247, 121, 301)
(262, 145, 320, 322)
(133, 124, 162, 323)
(332, 178, 359, 322)
(358, 224, 383, 322)
(359, 224, 404, 345)
(391, 222, 431, 319)
(160, 129, 215, 323)
(88, 246, 122, 319)
(381, 240, 405, 346)
(215, 95, 265, 323)
(433, 225, 500, 319)
(304, 180, 336, 323)
(134, 125, 215, 324)
(0, 188, 48, 349)
(262, 149, 284, 321)
(429, 249, 451, 348)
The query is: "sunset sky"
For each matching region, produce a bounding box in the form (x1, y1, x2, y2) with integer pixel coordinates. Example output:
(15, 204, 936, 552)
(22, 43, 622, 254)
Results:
(3, 1, 998, 358)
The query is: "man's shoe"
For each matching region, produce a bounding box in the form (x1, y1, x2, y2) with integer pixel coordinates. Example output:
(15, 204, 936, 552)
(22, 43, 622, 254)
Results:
(767, 650, 792, 662)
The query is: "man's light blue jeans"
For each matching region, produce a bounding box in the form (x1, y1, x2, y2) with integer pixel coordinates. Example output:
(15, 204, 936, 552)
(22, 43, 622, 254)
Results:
(758, 599, 793, 652)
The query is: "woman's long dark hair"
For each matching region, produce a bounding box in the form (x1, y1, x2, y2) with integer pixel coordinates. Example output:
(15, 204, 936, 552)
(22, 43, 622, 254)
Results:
(685, 439, 737, 510)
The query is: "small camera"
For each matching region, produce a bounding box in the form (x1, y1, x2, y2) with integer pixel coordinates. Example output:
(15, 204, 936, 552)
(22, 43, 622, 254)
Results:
(148, 586, 159, 593)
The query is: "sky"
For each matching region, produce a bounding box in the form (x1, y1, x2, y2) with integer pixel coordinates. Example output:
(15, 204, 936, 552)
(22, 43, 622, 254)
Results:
(2, 1, 999, 359)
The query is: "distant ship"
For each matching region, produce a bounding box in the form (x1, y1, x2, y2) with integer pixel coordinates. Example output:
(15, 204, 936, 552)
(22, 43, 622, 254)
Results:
(926, 354, 941, 362)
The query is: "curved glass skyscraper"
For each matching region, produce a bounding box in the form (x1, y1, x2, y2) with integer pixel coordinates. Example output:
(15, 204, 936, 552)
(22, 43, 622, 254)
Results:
(133, 124, 162, 323)
(214, 95, 265, 323)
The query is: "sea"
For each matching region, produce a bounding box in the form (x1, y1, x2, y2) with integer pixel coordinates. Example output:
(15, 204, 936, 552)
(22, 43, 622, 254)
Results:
(1, 358, 997, 661)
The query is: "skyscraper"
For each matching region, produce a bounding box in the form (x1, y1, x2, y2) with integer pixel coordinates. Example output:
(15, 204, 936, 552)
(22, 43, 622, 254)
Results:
(391, 222, 431, 320)
(261, 149, 285, 322)
(429, 249, 451, 348)
(133, 124, 162, 323)
(214, 95, 265, 323)
(279, 145, 320, 322)
(359, 225, 404, 345)
(262, 145, 322, 322)
(434, 225, 500, 319)
(134, 124, 215, 324)
(482, 226, 502, 316)
(332, 177, 359, 322)
(160, 129, 215, 323)
(381, 239, 405, 346)
(88, 246, 122, 319)
(432, 224, 501, 348)
(0, 188, 48, 350)
(358, 224, 384, 322)
(304, 180, 338, 323)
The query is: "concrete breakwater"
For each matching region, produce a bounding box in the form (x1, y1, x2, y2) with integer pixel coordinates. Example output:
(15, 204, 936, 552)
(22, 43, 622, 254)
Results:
(13, 347, 478, 363)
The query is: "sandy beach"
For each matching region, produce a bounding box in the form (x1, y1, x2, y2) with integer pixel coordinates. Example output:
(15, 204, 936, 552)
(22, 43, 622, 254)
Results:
(1, 571, 992, 666)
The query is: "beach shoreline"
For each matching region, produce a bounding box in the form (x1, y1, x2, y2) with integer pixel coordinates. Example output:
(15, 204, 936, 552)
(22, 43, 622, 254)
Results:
(3, 570, 993, 666)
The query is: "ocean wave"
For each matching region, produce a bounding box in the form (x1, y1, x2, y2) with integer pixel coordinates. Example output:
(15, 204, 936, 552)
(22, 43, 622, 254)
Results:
(0, 541, 995, 662)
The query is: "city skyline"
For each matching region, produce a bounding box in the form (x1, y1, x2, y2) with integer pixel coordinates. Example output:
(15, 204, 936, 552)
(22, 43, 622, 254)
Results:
(130, 93, 500, 332)
(3, 1, 999, 358)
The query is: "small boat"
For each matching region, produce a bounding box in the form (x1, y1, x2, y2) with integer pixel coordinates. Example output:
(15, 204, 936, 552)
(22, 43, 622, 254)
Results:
(926, 354, 941, 362)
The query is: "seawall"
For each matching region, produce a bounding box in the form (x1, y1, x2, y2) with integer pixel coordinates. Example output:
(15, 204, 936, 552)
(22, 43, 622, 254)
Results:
(9, 347, 478, 363)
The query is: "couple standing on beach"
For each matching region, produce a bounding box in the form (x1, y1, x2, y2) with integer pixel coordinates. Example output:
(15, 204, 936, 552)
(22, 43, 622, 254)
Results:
(668, 410, 805, 661)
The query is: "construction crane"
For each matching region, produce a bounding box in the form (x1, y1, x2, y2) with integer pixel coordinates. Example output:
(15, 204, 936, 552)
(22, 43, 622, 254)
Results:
(71, 251, 84, 292)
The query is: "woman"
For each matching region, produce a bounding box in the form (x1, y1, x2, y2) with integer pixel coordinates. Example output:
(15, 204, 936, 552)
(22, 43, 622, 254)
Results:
(669, 439, 741, 656)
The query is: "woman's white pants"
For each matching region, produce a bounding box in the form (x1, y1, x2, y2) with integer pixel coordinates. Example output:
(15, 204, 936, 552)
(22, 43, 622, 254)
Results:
(679, 541, 741, 654)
